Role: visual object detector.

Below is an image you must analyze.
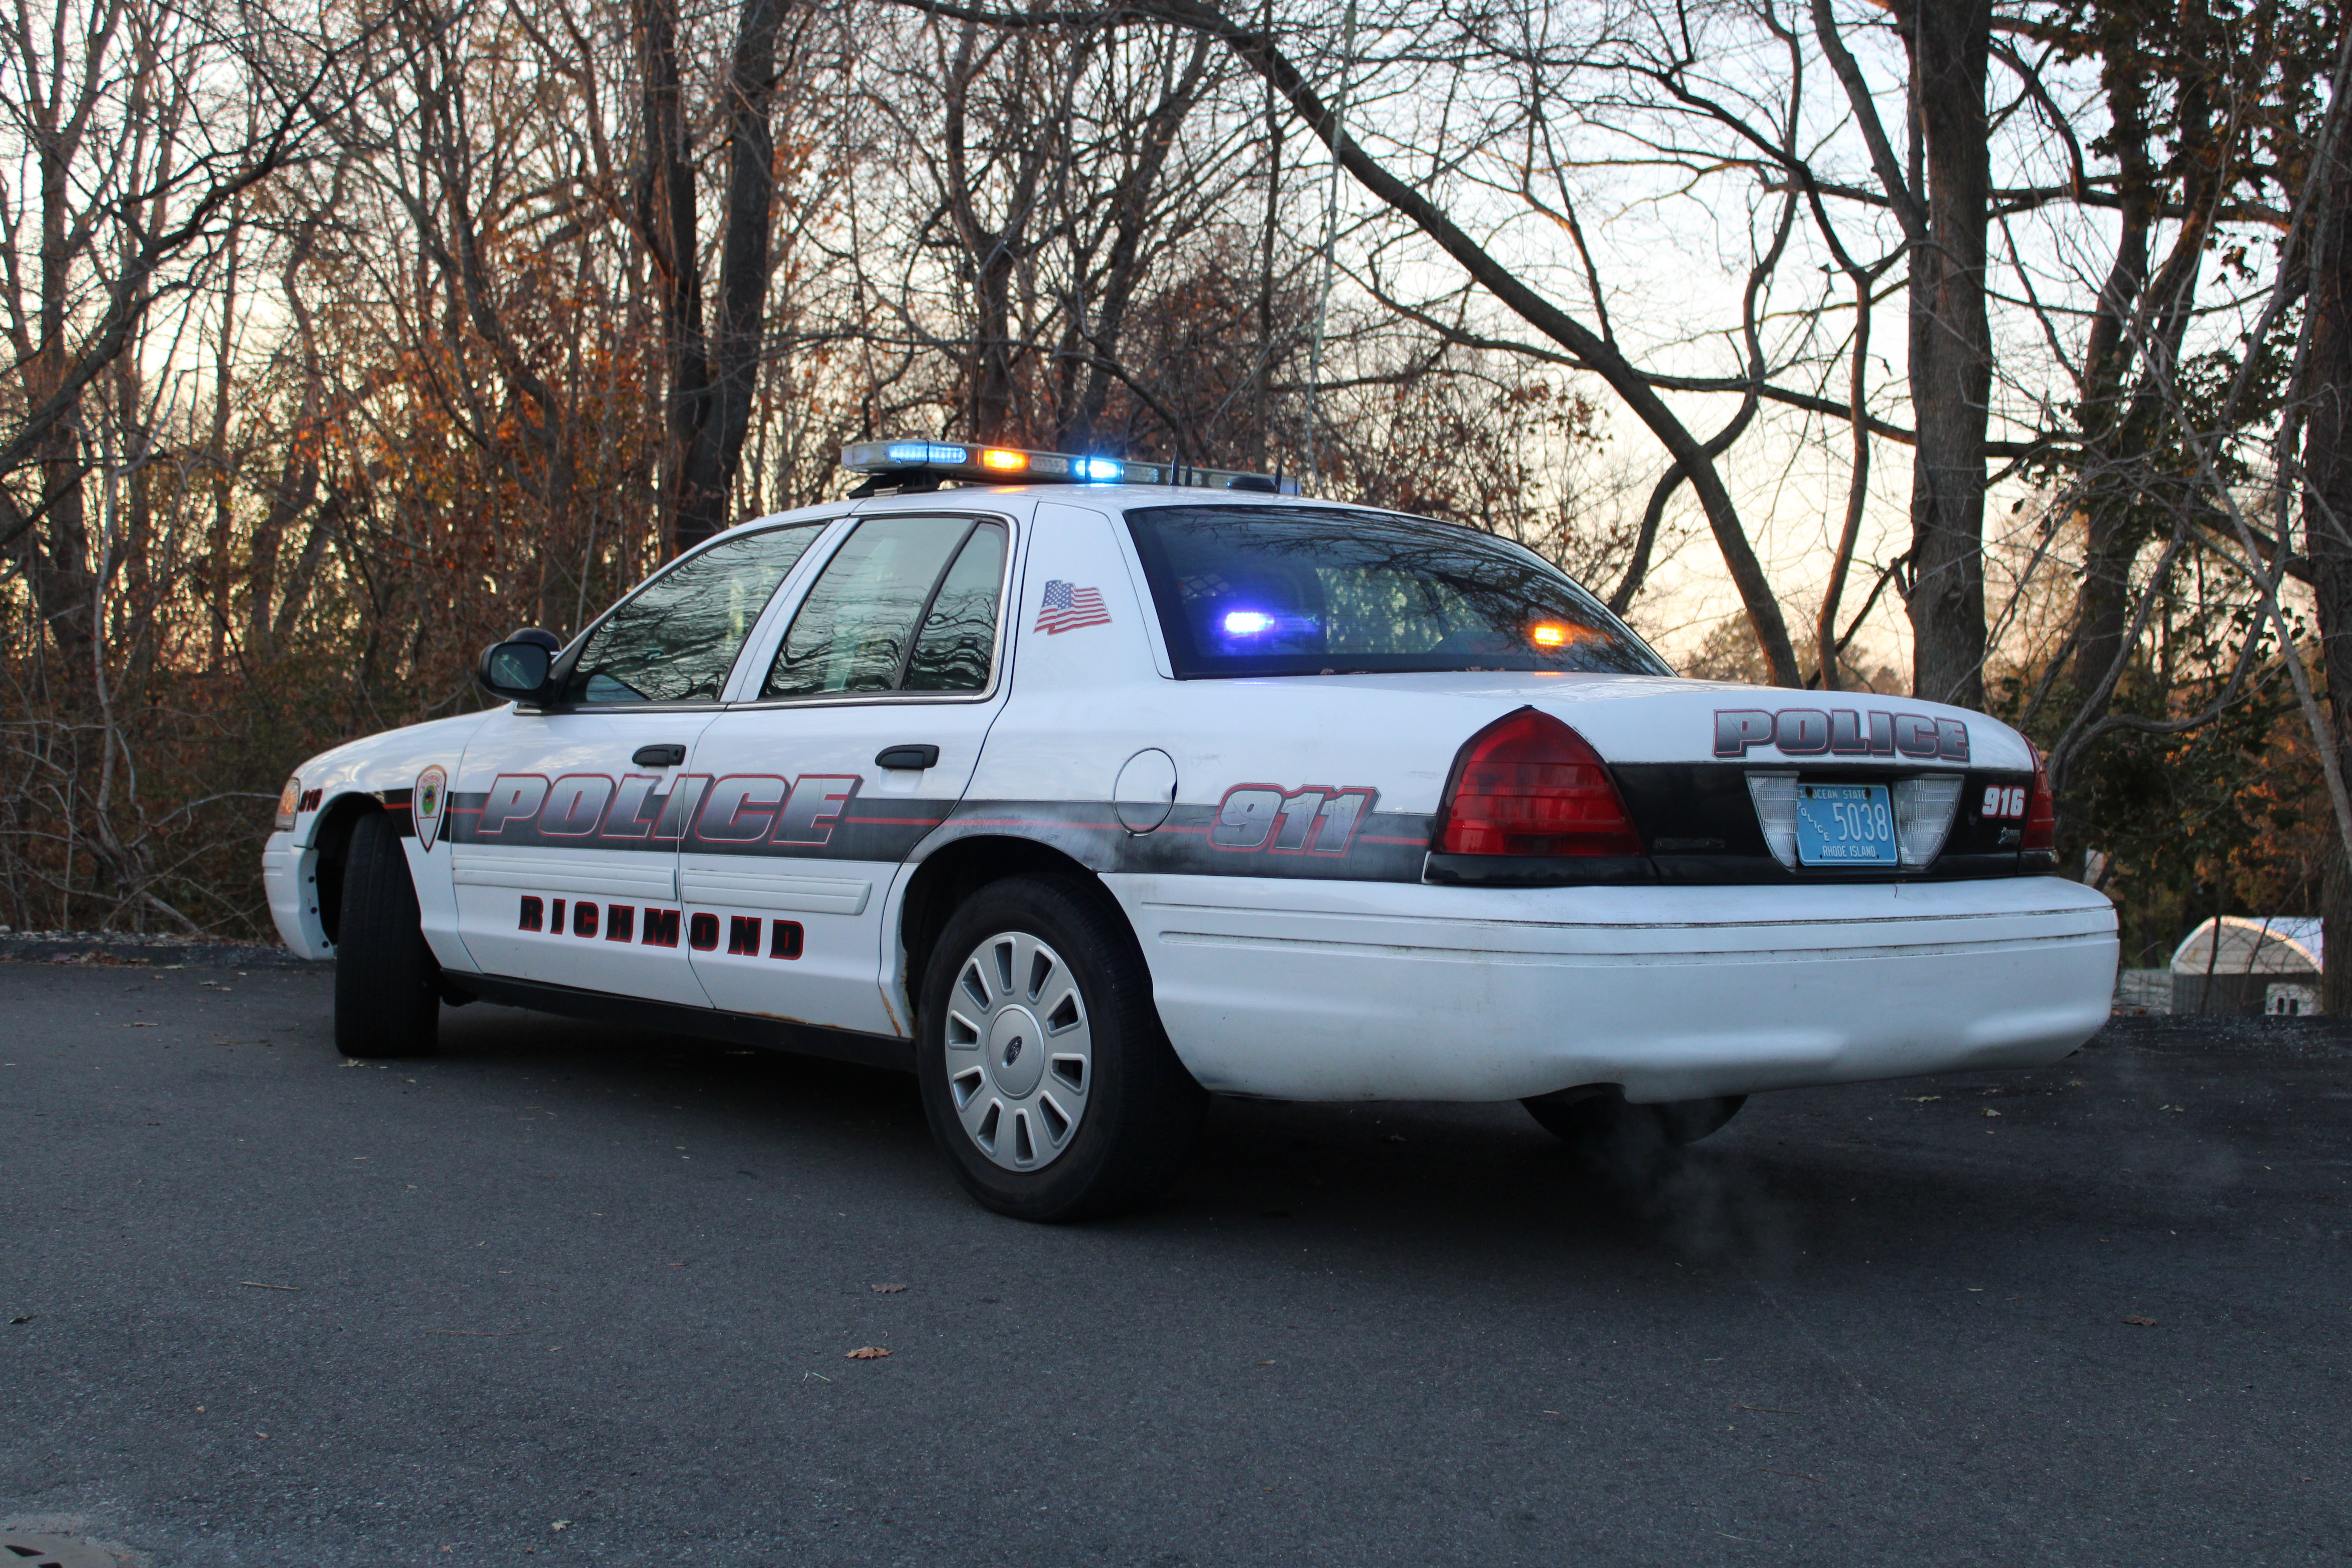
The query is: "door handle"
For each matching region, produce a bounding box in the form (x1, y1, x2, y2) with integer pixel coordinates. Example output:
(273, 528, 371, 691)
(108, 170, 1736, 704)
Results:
(632, 744, 687, 768)
(875, 744, 940, 771)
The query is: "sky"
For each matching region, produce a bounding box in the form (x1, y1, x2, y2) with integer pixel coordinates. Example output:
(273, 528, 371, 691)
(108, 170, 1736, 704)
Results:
(1288, 0, 2283, 679)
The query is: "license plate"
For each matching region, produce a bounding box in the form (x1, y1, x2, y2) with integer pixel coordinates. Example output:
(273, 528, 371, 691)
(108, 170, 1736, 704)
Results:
(1795, 782, 1898, 867)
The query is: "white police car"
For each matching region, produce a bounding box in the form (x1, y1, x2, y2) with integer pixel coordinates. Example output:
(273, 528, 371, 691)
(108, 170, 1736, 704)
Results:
(264, 439, 2118, 1219)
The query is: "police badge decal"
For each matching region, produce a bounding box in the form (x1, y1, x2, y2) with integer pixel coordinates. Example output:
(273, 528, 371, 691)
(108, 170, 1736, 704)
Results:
(414, 765, 448, 851)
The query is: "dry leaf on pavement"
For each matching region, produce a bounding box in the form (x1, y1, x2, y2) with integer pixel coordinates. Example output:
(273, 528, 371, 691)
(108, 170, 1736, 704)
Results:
(845, 1346, 891, 1359)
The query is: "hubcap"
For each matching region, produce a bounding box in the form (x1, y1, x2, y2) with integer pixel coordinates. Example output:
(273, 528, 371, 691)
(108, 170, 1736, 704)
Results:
(943, 930, 1092, 1171)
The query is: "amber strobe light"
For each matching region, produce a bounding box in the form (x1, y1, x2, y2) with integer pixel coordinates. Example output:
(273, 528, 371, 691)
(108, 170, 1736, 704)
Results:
(2023, 743, 2056, 851)
(1435, 707, 1641, 857)
(980, 448, 1027, 471)
(1530, 622, 1570, 648)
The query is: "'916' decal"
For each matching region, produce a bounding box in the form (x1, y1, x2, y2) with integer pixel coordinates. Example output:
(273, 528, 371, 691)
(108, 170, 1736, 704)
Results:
(1208, 785, 1375, 855)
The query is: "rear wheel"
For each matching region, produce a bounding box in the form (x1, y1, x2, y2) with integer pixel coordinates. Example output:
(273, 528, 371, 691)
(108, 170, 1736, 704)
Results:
(1521, 1086, 1745, 1154)
(333, 810, 441, 1058)
(916, 875, 1204, 1221)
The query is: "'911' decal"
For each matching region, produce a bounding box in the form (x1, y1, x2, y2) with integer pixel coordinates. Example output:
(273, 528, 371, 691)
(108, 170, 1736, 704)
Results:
(1208, 785, 1376, 855)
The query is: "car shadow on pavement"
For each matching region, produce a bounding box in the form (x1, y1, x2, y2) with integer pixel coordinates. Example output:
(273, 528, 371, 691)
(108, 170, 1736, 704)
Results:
(422, 1000, 2343, 1308)
(419, 997, 2105, 1289)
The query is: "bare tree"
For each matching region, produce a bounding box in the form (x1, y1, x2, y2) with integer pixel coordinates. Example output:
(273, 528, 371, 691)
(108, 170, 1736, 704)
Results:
(636, 0, 810, 553)
(2300, 36, 2352, 1008)
(2, 0, 336, 678)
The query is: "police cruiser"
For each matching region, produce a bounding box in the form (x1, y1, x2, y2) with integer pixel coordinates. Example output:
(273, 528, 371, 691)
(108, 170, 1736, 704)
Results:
(263, 439, 2118, 1220)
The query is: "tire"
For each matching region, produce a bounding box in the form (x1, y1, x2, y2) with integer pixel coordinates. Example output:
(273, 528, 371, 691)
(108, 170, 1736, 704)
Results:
(1521, 1086, 1745, 1154)
(333, 810, 441, 1058)
(916, 875, 1205, 1221)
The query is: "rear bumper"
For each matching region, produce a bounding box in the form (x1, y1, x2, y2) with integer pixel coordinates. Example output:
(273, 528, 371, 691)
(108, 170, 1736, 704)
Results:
(1109, 873, 2118, 1102)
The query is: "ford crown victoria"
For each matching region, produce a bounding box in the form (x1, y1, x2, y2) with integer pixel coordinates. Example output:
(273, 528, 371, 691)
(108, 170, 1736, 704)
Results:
(264, 440, 2119, 1219)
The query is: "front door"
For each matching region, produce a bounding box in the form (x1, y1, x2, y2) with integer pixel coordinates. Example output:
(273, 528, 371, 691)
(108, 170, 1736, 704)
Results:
(449, 520, 831, 1004)
(683, 510, 1014, 1034)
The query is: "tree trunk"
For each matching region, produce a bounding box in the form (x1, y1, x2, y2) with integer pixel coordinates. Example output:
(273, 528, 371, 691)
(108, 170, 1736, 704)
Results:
(2304, 108, 2352, 1016)
(1896, 0, 1992, 709)
(27, 98, 97, 690)
(1066, 36, 1215, 451)
(942, 21, 1032, 448)
(638, 0, 709, 557)
(972, 247, 1018, 444)
(675, 0, 786, 547)
(25, 402, 95, 684)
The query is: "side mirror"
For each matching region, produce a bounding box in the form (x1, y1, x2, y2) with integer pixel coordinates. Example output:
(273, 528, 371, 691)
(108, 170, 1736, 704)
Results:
(476, 630, 559, 704)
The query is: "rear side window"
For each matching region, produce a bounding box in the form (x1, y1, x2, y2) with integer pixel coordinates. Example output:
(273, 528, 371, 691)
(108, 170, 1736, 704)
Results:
(764, 516, 1007, 698)
(904, 523, 1008, 691)
(565, 523, 824, 704)
(1125, 505, 1669, 679)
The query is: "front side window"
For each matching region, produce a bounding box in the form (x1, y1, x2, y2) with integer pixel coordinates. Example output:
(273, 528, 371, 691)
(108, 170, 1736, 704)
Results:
(564, 524, 827, 704)
(1125, 505, 1671, 679)
(763, 516, 1007, 698)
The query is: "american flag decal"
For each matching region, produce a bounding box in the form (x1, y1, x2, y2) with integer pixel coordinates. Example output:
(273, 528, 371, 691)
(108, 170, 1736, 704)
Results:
(1034, 579, 1112, 635)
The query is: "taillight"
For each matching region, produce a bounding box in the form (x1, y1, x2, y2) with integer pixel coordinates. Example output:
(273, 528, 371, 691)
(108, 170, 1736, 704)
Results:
(2022, 744, 2056, 851)
(1434, 708, 1641, 857)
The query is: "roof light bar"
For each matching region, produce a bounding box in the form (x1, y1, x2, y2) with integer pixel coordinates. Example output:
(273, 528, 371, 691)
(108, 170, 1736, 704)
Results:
(840, 439, 1299, 496)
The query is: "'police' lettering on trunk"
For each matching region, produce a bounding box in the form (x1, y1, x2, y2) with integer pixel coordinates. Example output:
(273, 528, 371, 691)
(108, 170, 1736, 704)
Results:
(1713, 707, 1968, 762)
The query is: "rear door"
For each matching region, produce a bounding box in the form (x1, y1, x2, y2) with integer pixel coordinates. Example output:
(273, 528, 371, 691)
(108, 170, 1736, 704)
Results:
(449, 520, 832, 1003)
(682, 508, 1016, 1034)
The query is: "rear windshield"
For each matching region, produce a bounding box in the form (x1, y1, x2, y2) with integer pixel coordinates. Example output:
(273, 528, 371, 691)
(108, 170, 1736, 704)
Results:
(1124, 505, 1670, 679)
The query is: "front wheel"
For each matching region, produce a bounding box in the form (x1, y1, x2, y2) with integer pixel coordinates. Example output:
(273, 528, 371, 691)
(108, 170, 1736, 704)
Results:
(333, 810, 441, 1058)
(916, 875, 1205, 1221)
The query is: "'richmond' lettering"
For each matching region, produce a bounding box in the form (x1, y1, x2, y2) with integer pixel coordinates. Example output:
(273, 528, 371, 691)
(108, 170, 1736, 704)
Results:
(515, 896, 793, 958)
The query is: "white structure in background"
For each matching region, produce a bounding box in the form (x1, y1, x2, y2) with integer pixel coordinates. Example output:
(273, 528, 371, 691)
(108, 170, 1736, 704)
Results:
(2112, 968, 2174, 1013)
(2268, 983, 2321, 1015)
(2169, 916, 2323, 1015)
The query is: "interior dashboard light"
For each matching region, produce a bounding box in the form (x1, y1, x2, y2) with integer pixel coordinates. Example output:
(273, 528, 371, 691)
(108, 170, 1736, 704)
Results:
(1530, 622, 1571, 648)
(980, 448, 1027, 472)
(1223, 610, 1274, 636)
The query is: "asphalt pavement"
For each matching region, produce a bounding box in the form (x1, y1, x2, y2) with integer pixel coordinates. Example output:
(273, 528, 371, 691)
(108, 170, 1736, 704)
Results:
(2, 958, 2347, 1566)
